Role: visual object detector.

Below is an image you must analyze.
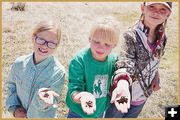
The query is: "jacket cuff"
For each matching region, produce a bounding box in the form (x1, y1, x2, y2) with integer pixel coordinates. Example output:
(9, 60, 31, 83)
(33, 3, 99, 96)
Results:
(114, 69, 132, 85)
(109, 71, 131, 97)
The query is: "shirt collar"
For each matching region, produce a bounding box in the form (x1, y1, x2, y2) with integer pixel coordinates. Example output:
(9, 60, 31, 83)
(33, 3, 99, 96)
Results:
(30, 53, 53, 70)
(134, 20, 150, 37)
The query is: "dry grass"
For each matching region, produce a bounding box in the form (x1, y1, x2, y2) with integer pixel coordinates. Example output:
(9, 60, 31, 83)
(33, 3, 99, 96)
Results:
(2, 2, 178, 118)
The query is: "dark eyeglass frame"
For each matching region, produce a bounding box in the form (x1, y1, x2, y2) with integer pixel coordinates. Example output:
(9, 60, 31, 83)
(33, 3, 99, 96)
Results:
(34, 36, 58, 49)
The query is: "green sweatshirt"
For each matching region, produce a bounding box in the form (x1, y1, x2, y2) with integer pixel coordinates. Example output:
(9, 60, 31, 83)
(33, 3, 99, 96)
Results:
(66, 48, 117, 118)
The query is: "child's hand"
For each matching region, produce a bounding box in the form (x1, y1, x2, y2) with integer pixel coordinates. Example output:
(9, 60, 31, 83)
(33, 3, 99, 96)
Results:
(74, 92, 96, 115)
(111, 80, 130, 113)
(38, 88, 59, 105)
(150, 71, 161, 92)
(14, 107, 27, 118)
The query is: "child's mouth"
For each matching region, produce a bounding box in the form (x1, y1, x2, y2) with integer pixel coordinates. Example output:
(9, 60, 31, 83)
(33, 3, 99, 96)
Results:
(39, 48, 48, 53)
(151, 16, 159, 20)
(96, 51, 104, 55)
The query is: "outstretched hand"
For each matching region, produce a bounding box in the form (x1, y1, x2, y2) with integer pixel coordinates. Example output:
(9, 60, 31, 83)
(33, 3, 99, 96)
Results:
(111, 80, 130, 113)
(73, 92, 96, 115)
(38, 88, 59, 105)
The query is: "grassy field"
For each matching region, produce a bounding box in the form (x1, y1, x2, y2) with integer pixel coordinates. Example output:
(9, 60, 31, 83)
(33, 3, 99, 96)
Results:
(2, 2, 179, 118)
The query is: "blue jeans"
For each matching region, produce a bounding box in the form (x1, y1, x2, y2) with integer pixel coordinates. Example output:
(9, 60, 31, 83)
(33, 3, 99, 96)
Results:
(105, 102, 145, 118)
(67, 110, 104, 118)
(67, 110, 82, 118)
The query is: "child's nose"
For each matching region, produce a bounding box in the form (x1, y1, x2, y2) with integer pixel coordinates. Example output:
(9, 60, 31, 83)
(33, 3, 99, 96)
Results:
(152, 9, 161, 14)
(98, 44, 105, 49)
(41, 42, 48, 48)
(99, 42, 106, 47)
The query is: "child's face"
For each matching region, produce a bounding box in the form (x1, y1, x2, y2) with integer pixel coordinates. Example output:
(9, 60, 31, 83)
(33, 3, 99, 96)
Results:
(89, 34, 115, 62)
(142, 3, 171, 26)
(32, 31, 58, 63)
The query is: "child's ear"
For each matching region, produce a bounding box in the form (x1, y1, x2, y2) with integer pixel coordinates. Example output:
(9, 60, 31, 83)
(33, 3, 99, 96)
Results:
(89, 37, 91, 42)
(32, 36, 35, 42)
(167, 12, 172, 17)
(141, 4, 145, 13)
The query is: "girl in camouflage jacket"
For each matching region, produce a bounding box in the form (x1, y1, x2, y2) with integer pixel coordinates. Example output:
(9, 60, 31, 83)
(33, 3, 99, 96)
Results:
(105, 2, 172, 118)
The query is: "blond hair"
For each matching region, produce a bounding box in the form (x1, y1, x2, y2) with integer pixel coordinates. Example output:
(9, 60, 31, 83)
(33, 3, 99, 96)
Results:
(89, 17, 120, 46)
(32, 21, 61, 44)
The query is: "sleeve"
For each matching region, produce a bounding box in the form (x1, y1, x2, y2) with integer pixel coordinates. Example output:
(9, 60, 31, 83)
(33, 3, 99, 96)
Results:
(111, 31, 137, 88)
(67, 57, 86, 102)
(27, 68, 65, 117)
(6, 64, 22, 114)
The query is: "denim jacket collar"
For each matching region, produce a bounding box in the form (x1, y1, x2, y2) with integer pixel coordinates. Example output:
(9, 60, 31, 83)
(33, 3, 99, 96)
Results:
(30, 53, 53, 70)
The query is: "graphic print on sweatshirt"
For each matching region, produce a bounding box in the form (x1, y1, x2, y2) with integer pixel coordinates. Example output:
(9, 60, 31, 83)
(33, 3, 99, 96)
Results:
(93, 75, 108, 98)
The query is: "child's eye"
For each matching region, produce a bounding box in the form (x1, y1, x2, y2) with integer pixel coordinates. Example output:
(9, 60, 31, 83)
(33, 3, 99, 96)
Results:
(36, 36, 45, 41)
(94, 41, 100, 44)
(160, 8, 168, 14)
(105, 43, 112, 48)
(148, 5, 155, 10)
(37, 37, 44, 41)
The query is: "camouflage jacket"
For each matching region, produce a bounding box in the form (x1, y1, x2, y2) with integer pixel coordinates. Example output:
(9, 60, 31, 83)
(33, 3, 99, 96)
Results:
(114, 21, 167, 102)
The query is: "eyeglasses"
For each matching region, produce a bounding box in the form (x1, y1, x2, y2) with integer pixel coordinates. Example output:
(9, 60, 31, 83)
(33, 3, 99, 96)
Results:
(34, 36, 58, 49)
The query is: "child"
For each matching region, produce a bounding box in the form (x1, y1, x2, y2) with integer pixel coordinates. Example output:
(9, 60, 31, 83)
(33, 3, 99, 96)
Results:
(66, 17, 120, 118)
(105, 2, 172, 118)
(6, 21, 65, 118)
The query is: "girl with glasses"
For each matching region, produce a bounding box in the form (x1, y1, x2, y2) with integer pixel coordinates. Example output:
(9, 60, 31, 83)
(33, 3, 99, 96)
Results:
(6, 21, 65, 118)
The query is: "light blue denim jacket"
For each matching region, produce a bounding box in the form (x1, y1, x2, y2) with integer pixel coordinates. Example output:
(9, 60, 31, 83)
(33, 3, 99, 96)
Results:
(6, 53, 65, 118)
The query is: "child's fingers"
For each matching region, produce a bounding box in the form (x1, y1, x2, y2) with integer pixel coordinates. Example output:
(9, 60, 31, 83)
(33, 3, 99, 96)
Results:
(81, 103, 94, 115)
(120, 103, 128, 113)
(93, 100, 96, 111)
(111, 90, 118, 103)
(115, 102, 128, 113)
(85, 108, 91, 115)
(48, 94, 54, 104)
(127, 97, 130, 109)
(86, 107, 94, 115)
(50, 91, 59, 97)
(77, 92, 96, 115)
(81, 101, 88, 113)
(114, 100, 120, 110)
(38, 88, 49, 93)
(80, 98, 95, 115)
(74, 93, 82, 101)
(127, 93, 131, 109)
(39, 92, 45, 100)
